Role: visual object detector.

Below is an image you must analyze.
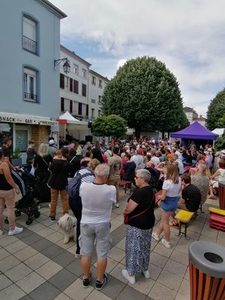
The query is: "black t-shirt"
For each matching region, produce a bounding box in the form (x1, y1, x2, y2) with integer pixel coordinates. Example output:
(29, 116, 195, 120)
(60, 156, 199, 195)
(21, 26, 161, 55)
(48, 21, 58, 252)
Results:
(127, 186, 155, 229)
(182, 184, 201, 212)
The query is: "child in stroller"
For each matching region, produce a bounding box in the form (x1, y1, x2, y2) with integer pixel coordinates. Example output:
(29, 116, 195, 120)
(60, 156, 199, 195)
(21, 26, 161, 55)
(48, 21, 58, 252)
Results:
(5, 166, 40, 225)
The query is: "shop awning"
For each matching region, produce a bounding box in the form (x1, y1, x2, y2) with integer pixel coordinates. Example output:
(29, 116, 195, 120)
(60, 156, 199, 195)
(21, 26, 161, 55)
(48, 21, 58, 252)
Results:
(0, 112, 56, 126)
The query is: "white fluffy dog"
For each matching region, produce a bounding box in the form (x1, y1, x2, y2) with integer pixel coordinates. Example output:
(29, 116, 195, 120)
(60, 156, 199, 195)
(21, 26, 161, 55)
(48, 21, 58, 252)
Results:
(57, 214, 76, 244)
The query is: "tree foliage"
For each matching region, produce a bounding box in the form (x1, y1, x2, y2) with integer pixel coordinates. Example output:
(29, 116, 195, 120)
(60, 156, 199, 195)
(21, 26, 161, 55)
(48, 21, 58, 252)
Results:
(207, 88, 225, 130)
(92, 114, 127, 137)
(102, 56, 188, 134)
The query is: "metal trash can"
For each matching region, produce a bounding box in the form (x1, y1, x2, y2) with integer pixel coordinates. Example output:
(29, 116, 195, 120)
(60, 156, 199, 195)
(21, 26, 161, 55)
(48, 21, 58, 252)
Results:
(189, 241, 225, 300)
(219, 182, 225, 209)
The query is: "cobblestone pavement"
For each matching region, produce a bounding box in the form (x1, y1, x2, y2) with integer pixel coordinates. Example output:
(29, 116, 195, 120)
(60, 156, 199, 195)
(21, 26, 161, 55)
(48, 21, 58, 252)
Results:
(0, 190, 224, 300)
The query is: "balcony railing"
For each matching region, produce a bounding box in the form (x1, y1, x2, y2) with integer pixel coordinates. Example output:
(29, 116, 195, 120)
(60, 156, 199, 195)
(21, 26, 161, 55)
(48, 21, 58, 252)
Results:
(22, 36, 37, 54)
(24, 92, 37, 102)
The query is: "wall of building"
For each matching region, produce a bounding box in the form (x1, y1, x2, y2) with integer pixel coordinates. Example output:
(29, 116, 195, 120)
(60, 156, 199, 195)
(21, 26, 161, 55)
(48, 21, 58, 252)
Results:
(0, 0, 61, 119)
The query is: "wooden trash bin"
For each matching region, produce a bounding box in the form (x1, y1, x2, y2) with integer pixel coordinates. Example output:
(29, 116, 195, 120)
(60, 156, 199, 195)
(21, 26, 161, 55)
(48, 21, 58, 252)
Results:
(189, 241, 225, 300)
(219, 182, 225, 209)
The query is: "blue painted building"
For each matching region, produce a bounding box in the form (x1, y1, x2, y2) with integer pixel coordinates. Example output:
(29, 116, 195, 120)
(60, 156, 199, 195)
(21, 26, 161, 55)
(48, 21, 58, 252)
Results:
(0, 0, 66, 153)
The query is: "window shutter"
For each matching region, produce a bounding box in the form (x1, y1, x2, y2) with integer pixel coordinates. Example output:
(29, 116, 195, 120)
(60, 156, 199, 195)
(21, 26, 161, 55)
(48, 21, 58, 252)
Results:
(60, 74, 65, 89)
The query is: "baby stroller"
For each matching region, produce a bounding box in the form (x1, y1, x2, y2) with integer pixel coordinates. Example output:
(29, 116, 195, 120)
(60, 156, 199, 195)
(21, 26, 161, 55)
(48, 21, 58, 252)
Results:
(5, 166, 40, 225)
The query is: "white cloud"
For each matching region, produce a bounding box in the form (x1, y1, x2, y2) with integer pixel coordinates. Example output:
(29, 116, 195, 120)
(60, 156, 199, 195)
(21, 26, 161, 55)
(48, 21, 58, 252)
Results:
(51, 0, 225, 116)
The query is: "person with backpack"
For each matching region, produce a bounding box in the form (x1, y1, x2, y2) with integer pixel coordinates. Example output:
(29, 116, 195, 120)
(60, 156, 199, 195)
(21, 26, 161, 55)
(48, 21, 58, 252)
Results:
(68, 158, 100, 256)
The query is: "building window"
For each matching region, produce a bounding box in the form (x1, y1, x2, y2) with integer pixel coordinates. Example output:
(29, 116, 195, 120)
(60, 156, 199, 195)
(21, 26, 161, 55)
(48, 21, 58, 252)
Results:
(98, 95, 102, 104)
(91, 99, 96, 104)
(60, 74, 65, 89)
(99, 79, 102, 88)
(82, 84, 86, 97)
(70, 78, 73, 92)
(78, 102, 82, 115)
(82, 69, 86, 78)
(86, 104, 89, 117)
(65, 76, 69, 89)
(23, 67, 38, 102)
(22, 15, 38, 54)
(73, 64, 79, 75)
(91, 108, 95, 118)
(70, 100, 73, 113)
(98, 110, 101, 116)
(73, 80, 78, 94)
(92, 76, 96, 85)
(61, 97, 64, 112)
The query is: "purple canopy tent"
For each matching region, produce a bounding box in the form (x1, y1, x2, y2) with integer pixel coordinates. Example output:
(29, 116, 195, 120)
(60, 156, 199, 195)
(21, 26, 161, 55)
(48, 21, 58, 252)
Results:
(171, 121, 219, 140)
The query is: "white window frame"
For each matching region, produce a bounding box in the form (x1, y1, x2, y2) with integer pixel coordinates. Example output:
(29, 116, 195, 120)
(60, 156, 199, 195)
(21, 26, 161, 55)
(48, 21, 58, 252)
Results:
(24, 67, 37, 102)
(22, 15, 37, 54)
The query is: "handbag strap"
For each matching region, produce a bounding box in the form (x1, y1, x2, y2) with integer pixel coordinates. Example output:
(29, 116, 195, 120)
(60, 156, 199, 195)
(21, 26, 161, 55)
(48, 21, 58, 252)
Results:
(128, 206, 150, 221)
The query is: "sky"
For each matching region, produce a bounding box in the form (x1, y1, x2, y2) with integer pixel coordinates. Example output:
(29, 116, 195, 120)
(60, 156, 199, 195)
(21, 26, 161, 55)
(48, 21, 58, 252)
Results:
(51, 0, 225, 117)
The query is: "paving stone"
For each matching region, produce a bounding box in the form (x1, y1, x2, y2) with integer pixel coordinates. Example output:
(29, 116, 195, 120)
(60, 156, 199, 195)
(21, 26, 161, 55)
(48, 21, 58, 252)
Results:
(108, 246, 125, 262)
(157, 269, 183, 291)
(0, 273, 12, 290)
(150, 252, 168, 268)
(24, 252, 50, 270)
(36, 260, 62, 279)
(4, 240, 27, 254)
(5, 263, 32, 282)
(0, 284, 25, 300)
(16, 271, 45, 294)
(65, 259, 83, 276)
(64, 278, 94, 300)
(52, 251, 75, 267)
(116, 285, 146, 300)
(163, 259, 187, 277)
(19, 232, 42, 245)
(100, 275, 125, 299)
(86, 289, 112, 300)
(31, 238, 53, 251)
(0, 248, 10, 260)
(14, 246, 38, 261)
(28, 281, 61, 300)
(48, 268, 78, 291)
(0, 255, 21, 272)
(41, 244, 64, 259)
(149, 282, 177, 300)
(54, 293, 72, 300)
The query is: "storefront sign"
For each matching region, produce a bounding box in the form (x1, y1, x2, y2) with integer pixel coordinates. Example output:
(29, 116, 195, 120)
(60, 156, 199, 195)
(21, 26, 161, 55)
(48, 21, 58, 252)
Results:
(0, 112, 56, 126)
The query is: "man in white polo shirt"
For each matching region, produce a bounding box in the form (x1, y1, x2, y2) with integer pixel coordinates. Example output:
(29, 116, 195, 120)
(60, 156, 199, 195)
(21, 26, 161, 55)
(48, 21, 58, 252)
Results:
(79, 164, 116, 290)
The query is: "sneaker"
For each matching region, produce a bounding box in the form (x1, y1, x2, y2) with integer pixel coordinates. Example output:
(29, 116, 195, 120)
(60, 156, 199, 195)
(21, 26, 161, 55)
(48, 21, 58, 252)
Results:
(95, 273, 109, 290)
(0, 230, 3, 236)
(115, 203, 120, 208)
(75, 253, 81, 259)
(142, 270, 150, 279)
(152, 232, 160, 241)
(49, 216, 56, 223)
(161, 238, 171, 249)
(8, 226, 23, 236)
(122, 269, 135, 284)
(82, 273, 92, 288)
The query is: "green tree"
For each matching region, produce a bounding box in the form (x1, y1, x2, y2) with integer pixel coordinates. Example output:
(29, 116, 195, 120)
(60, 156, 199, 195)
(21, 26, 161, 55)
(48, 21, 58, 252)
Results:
(102, 56, 187, 136)
(92, 114, 127, 137)
(207, 88, 225, 130)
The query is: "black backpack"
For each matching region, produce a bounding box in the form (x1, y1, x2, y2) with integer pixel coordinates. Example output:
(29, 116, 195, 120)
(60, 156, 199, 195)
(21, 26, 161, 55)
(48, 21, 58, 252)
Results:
(67, 171, 93, 199)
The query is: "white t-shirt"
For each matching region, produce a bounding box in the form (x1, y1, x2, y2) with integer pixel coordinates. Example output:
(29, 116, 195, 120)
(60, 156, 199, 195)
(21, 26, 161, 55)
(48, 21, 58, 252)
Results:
(80, 182, 116, 224)
(162, 179, 181, 197)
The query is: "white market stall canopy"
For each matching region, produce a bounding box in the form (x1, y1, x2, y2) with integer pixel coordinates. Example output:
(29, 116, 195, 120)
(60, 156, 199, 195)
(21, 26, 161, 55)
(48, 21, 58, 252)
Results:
(212, 128, 225, 137)
(58, 111, 88, 126)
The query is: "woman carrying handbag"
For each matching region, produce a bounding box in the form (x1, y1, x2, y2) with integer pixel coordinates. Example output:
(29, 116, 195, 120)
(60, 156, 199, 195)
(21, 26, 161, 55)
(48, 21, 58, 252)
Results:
(122, 169, 155, 285)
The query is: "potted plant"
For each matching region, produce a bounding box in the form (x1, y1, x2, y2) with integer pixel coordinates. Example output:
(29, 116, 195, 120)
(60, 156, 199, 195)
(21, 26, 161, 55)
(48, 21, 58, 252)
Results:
(12, 148, 22, 166)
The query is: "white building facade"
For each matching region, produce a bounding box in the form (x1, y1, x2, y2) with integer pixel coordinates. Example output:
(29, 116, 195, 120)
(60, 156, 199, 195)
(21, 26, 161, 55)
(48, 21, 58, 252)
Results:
(59, 45, 108, 141)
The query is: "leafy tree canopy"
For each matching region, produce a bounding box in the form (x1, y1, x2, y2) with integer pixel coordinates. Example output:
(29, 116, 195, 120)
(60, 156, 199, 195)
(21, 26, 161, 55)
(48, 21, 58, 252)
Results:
(102, 56, 187, 134)
(92, 114, 127, 137)
(207, 88, 225, 130)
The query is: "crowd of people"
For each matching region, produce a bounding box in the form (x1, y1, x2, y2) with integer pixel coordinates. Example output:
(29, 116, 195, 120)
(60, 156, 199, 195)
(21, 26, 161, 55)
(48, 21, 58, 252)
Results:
(1, 135, 225, 289)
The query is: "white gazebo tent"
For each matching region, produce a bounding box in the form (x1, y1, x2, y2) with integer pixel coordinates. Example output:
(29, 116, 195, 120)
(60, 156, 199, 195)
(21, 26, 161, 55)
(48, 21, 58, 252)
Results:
(58, 111, 89, 140)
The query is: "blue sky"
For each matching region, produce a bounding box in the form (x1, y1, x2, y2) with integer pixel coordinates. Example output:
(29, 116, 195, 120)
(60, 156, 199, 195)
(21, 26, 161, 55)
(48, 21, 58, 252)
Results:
(51, 0, 225, 117)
